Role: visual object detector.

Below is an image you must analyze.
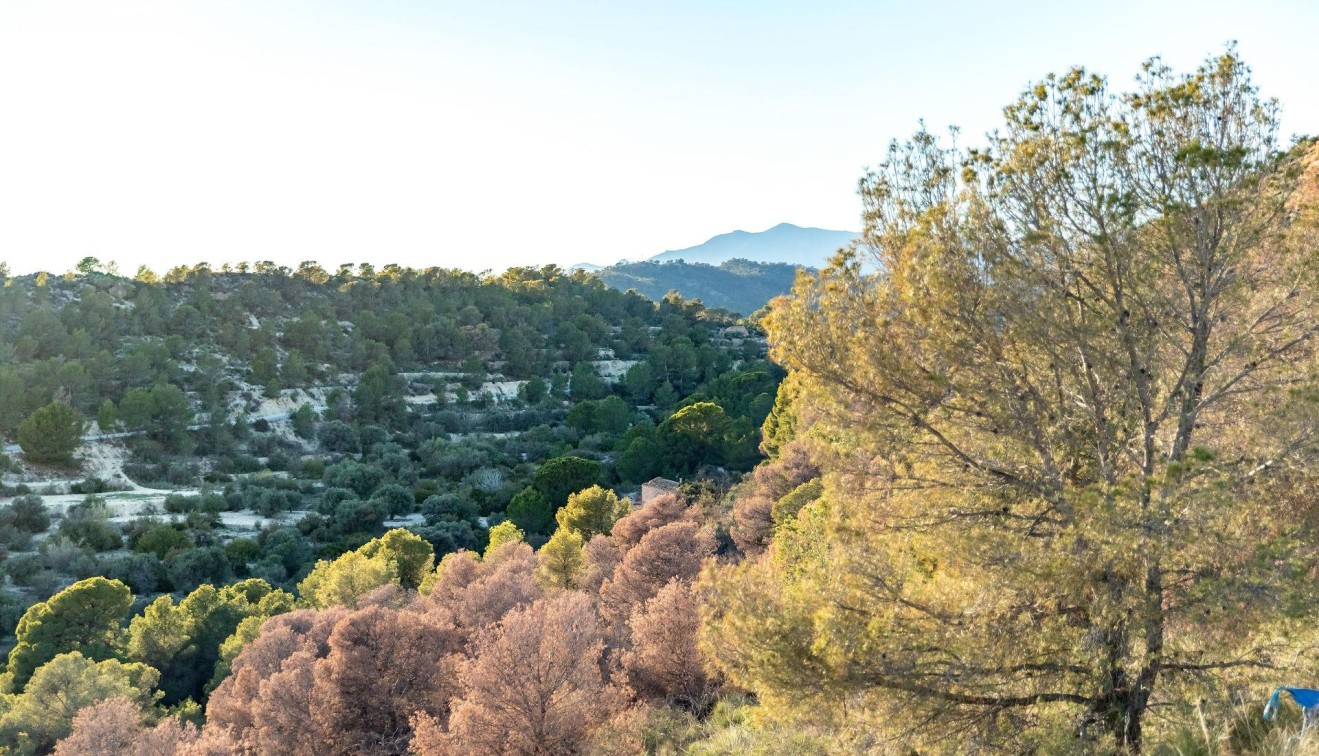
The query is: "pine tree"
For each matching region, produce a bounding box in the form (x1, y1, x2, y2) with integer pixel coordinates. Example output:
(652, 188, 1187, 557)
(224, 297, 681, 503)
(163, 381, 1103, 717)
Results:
(17, 401, 84, 467)
(705, 50, 1319, 751)
(6, 577, 134, 690)
(484, 521, 525, 557)
(554, 485, 632, 540)
(537, 528, 584, 589)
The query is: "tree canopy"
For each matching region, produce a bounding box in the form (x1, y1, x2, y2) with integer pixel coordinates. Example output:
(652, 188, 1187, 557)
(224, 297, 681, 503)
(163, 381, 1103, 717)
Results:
(6, 577, 133, 691)
(704, 50, 1319, 752)
(555, 485, 632, 541)
(17, 401, 83, 467)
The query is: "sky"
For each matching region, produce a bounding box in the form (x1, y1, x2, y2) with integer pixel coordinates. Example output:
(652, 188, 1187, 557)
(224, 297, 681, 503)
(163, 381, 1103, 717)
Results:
(0, 1, 1316, 276)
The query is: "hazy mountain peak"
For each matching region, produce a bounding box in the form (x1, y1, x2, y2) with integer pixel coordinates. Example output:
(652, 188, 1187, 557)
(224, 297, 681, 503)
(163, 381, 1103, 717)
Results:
(650, 223, 857, 267)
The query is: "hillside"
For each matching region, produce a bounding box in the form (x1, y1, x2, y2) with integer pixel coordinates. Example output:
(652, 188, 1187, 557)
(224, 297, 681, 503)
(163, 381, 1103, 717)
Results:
(649, 222, 856, 267)
(4, 52, 1318, 756)
(0, 260, 792, 752)
(0, 260, 780, 632)
(590, 257, 802, 315)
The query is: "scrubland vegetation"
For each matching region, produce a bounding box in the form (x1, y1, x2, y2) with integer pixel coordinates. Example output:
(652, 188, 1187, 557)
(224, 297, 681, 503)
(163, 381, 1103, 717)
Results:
(3, 47, 1319, 754)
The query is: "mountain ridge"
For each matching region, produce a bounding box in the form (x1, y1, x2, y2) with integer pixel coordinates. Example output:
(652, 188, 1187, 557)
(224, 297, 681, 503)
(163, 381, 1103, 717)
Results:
(591, 257, 802, 316)
(649, 222, 857, 267)
(575, 223, 857, 314)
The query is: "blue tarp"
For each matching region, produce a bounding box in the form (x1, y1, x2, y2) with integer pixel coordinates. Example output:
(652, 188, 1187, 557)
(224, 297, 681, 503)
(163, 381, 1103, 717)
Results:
(1264, 687, 1319, 721)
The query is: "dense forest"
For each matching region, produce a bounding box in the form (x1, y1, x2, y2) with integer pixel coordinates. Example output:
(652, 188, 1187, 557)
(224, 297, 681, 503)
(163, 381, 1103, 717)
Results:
(3, 48, 1319, 754)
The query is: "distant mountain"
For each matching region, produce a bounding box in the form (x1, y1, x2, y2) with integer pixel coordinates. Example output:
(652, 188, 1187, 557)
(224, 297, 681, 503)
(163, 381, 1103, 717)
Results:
(593, 258, 802, 315)
(650, 222, 857, 267)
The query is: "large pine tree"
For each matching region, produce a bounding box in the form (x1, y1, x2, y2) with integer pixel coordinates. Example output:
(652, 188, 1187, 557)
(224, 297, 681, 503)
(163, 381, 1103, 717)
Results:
(704, 50, 1319, 751)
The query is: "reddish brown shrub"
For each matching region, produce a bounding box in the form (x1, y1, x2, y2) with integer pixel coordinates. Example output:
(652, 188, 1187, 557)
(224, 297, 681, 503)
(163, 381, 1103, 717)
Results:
(310, 606, 463, 754)
(599, 522, 716, 627)
(620, 580, 718, 710)
(730, 440, 818, 555)
(418, 593, 622, 755)
(54, 697, 200, 756)
(453, 543, 541, 631)
(578, 534, 622, 595)
(610, 492, 693, 550)
(205, 605, 461, 755)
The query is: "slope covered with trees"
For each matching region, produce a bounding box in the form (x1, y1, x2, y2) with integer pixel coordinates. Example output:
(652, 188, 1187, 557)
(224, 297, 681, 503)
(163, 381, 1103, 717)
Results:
(3, 48, 1319, 755)
(0, 263, 777, 683)
(591, 258, 803, 315)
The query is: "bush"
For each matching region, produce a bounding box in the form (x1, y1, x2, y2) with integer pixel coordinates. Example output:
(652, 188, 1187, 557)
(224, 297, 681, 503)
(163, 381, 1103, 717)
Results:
(164, 461, 200, 486)
(41, 538, 98, 576)
(101, 552, 165, 594)
(69, 477, 117, 495)
(421, 493, 480, 525)
(242, 486, 301, 517)
(163, 493, 226, 515)
(247, 432, 282, 456)
(132, 523, 194, 559)
(259, 527, 314, 575)
(296, 456, 326, 480)
(224, 538, 261, 572)
(249, 558, 289, 586)
(417, 438, 492, 479)
(122, 463, 162, 485)
(223, 453, 264, 474)
(332, 499, 388, 536)
(291, 403, 317, 439)
(0, 526, 33, 552)
(5, 552, 45, 586)
(4, 495, 49, 533)
(57, 500, 123, 551)
(318, 487, 356, 513)
(375, 449, 418, 484)
(324, 460, 385, 498)
(359, 425, 388, 449)
(129, 439, 167, 465)
(163, 494, 201, 514)
(165, 546, 233, 592)
(372, 483, 414, 517)
(413, 521, 482, 557)
(319, 421, 360, 453)
(25, 571, 63, 600)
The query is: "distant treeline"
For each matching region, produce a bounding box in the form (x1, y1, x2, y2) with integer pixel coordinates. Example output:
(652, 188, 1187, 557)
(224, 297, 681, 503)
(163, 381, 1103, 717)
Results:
(591, 257, 804, 315)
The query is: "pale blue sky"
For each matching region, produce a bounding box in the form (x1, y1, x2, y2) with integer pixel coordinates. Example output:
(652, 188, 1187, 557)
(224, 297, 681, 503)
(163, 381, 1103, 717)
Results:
(0, 0, 1315, 274)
